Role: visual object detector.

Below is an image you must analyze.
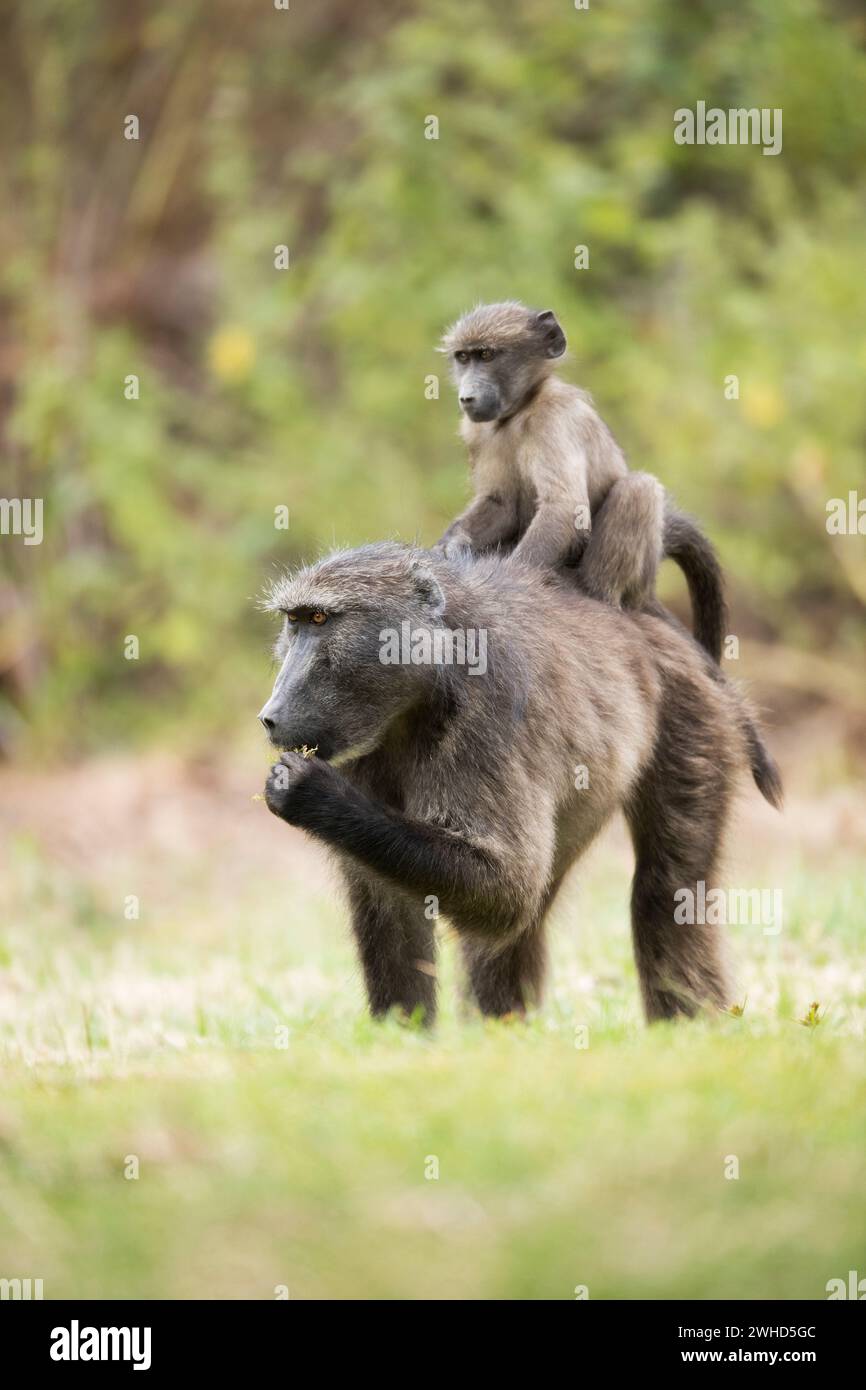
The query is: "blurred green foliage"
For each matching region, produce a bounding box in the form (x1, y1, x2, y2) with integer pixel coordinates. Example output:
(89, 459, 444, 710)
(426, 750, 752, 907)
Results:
(1, 0, 865, 753)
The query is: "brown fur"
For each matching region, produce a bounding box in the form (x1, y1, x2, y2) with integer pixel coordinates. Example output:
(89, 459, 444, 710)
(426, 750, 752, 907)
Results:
(438, 300, 728, 662)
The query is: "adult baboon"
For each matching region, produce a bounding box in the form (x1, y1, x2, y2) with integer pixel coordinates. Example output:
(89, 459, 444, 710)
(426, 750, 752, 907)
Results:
(438, 300, 728, 662)
(258, 542, 781, 1024)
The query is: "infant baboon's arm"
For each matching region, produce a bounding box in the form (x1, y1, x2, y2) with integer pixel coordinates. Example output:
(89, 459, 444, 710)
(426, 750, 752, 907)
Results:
(439, 490, 519, 556)
(502, 428, 588, 571)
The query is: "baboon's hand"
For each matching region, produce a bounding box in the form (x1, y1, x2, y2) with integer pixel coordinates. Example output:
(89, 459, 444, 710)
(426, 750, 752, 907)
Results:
(443, 531, 473, 560)
(435, 519, 473, 556)
(264, 750, 320, 822)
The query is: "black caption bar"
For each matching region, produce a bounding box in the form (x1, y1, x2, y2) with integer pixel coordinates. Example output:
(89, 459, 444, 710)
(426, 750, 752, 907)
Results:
(3, 1298, 862, 1374)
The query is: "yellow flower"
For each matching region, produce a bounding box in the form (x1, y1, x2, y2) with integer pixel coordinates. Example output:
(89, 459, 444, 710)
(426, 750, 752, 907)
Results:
(742, 382, 784, 429)
(207, 326, 256, 383)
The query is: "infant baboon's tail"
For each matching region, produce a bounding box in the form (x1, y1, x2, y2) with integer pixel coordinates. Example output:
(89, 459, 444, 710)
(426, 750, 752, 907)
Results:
(741, 709, 784, 810)
(663, 507, 728, 664)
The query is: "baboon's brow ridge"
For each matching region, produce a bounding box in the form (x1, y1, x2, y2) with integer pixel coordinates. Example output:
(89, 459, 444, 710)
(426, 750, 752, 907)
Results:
(441, 300, 534, 350)
(261, 542, 427, 612)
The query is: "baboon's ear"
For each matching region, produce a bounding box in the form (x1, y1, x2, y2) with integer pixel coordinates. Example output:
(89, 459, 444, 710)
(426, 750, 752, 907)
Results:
(535, 309, 567, 358)
(411, 559, 446, 618)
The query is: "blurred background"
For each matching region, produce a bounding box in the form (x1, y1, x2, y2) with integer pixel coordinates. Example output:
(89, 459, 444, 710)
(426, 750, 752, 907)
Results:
(0, 0, 865, 1301)
(0, 0, 864, 763)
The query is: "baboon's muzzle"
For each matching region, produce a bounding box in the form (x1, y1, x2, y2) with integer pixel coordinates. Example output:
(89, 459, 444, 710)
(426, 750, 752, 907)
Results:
(258, 646, 335, 759)
(258, 705, 335, 762)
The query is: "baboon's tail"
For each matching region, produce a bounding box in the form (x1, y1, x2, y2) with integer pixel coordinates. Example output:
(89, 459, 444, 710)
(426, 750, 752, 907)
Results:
(663, 507, 728, 664)
(741, 708, 784, 810)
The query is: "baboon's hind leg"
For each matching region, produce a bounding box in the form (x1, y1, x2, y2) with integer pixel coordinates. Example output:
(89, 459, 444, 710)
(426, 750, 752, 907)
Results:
(625, 725, 734, 1022)
(578, 472, 665, 609)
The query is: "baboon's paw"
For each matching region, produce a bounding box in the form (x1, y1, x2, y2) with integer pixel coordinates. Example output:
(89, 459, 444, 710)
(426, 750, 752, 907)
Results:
(264, 750, 317, 819)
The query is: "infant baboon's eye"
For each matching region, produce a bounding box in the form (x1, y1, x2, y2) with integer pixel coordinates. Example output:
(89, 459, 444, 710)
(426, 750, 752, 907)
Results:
(479, 348, 494, 361)
(454, 351, 469, 364)
(311, 611, 328, 625)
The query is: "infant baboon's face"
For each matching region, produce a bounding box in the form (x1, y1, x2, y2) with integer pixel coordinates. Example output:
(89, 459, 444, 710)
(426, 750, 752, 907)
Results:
(442, 302, 567, 423)
(449, 345, 515, 423)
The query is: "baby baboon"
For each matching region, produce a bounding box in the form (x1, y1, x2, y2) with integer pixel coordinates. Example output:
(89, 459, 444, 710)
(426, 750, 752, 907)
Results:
(258, 542, 781, 1025)
(438, 300, 727, 661)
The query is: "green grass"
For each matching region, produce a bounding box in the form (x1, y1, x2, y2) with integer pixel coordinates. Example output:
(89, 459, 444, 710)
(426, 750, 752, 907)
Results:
(1, 765, 865, 1300)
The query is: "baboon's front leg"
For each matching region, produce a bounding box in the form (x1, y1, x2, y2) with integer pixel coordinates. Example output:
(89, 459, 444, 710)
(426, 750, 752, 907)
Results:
(460, 926, 547, 1018)
(512, 498, 588, 569)
(512, 463, 591, 569)
(346, 875, 437, 1024)
(265, 753, 517, 932)
(437, 492, 518, 555)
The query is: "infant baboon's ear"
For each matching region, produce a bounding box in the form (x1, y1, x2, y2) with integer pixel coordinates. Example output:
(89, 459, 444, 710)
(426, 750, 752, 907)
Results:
(535, 309, 567, 358)
(410, 558, 446, 619)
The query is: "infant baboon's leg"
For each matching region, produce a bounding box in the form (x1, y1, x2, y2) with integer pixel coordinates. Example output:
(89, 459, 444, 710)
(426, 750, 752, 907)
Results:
(578, 472, 665, 609)
(460, 926, 547, 1017)
(625, 699, 733, 1021)
(346, 875, 437, 1024)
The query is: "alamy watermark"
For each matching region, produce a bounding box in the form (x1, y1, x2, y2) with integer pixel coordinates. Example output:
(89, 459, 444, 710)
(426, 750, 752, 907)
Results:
(674, 102, 782, 157)
(826, 491, 865, 535)
(50, 1321, 151, 1370)
(0, 497, 43, 545)
(674, 881, 783, 936)
(1, 1276, 43, 1299)
(379, 621, 487, 676)
(826, 1270, 865, 1299)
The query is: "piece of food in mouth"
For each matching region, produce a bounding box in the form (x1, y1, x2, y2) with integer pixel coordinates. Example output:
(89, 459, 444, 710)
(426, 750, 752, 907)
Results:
(262, 743, 319, 763)
(253, 744, 319, 802)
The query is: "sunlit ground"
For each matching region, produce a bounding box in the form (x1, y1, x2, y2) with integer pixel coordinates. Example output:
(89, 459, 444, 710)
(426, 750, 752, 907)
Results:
(1, 733, 864, 1300)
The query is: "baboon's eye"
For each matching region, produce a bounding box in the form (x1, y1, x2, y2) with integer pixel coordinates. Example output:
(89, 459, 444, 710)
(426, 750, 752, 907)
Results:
(311, 611, 328, 625)
(454, 350, 469, 364)
(479, 347, 495, 362)
(286, 612, 299, 624)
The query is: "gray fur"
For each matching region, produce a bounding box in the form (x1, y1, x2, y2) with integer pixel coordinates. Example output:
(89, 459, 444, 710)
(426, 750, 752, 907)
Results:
(259, 541, 774, 1025)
